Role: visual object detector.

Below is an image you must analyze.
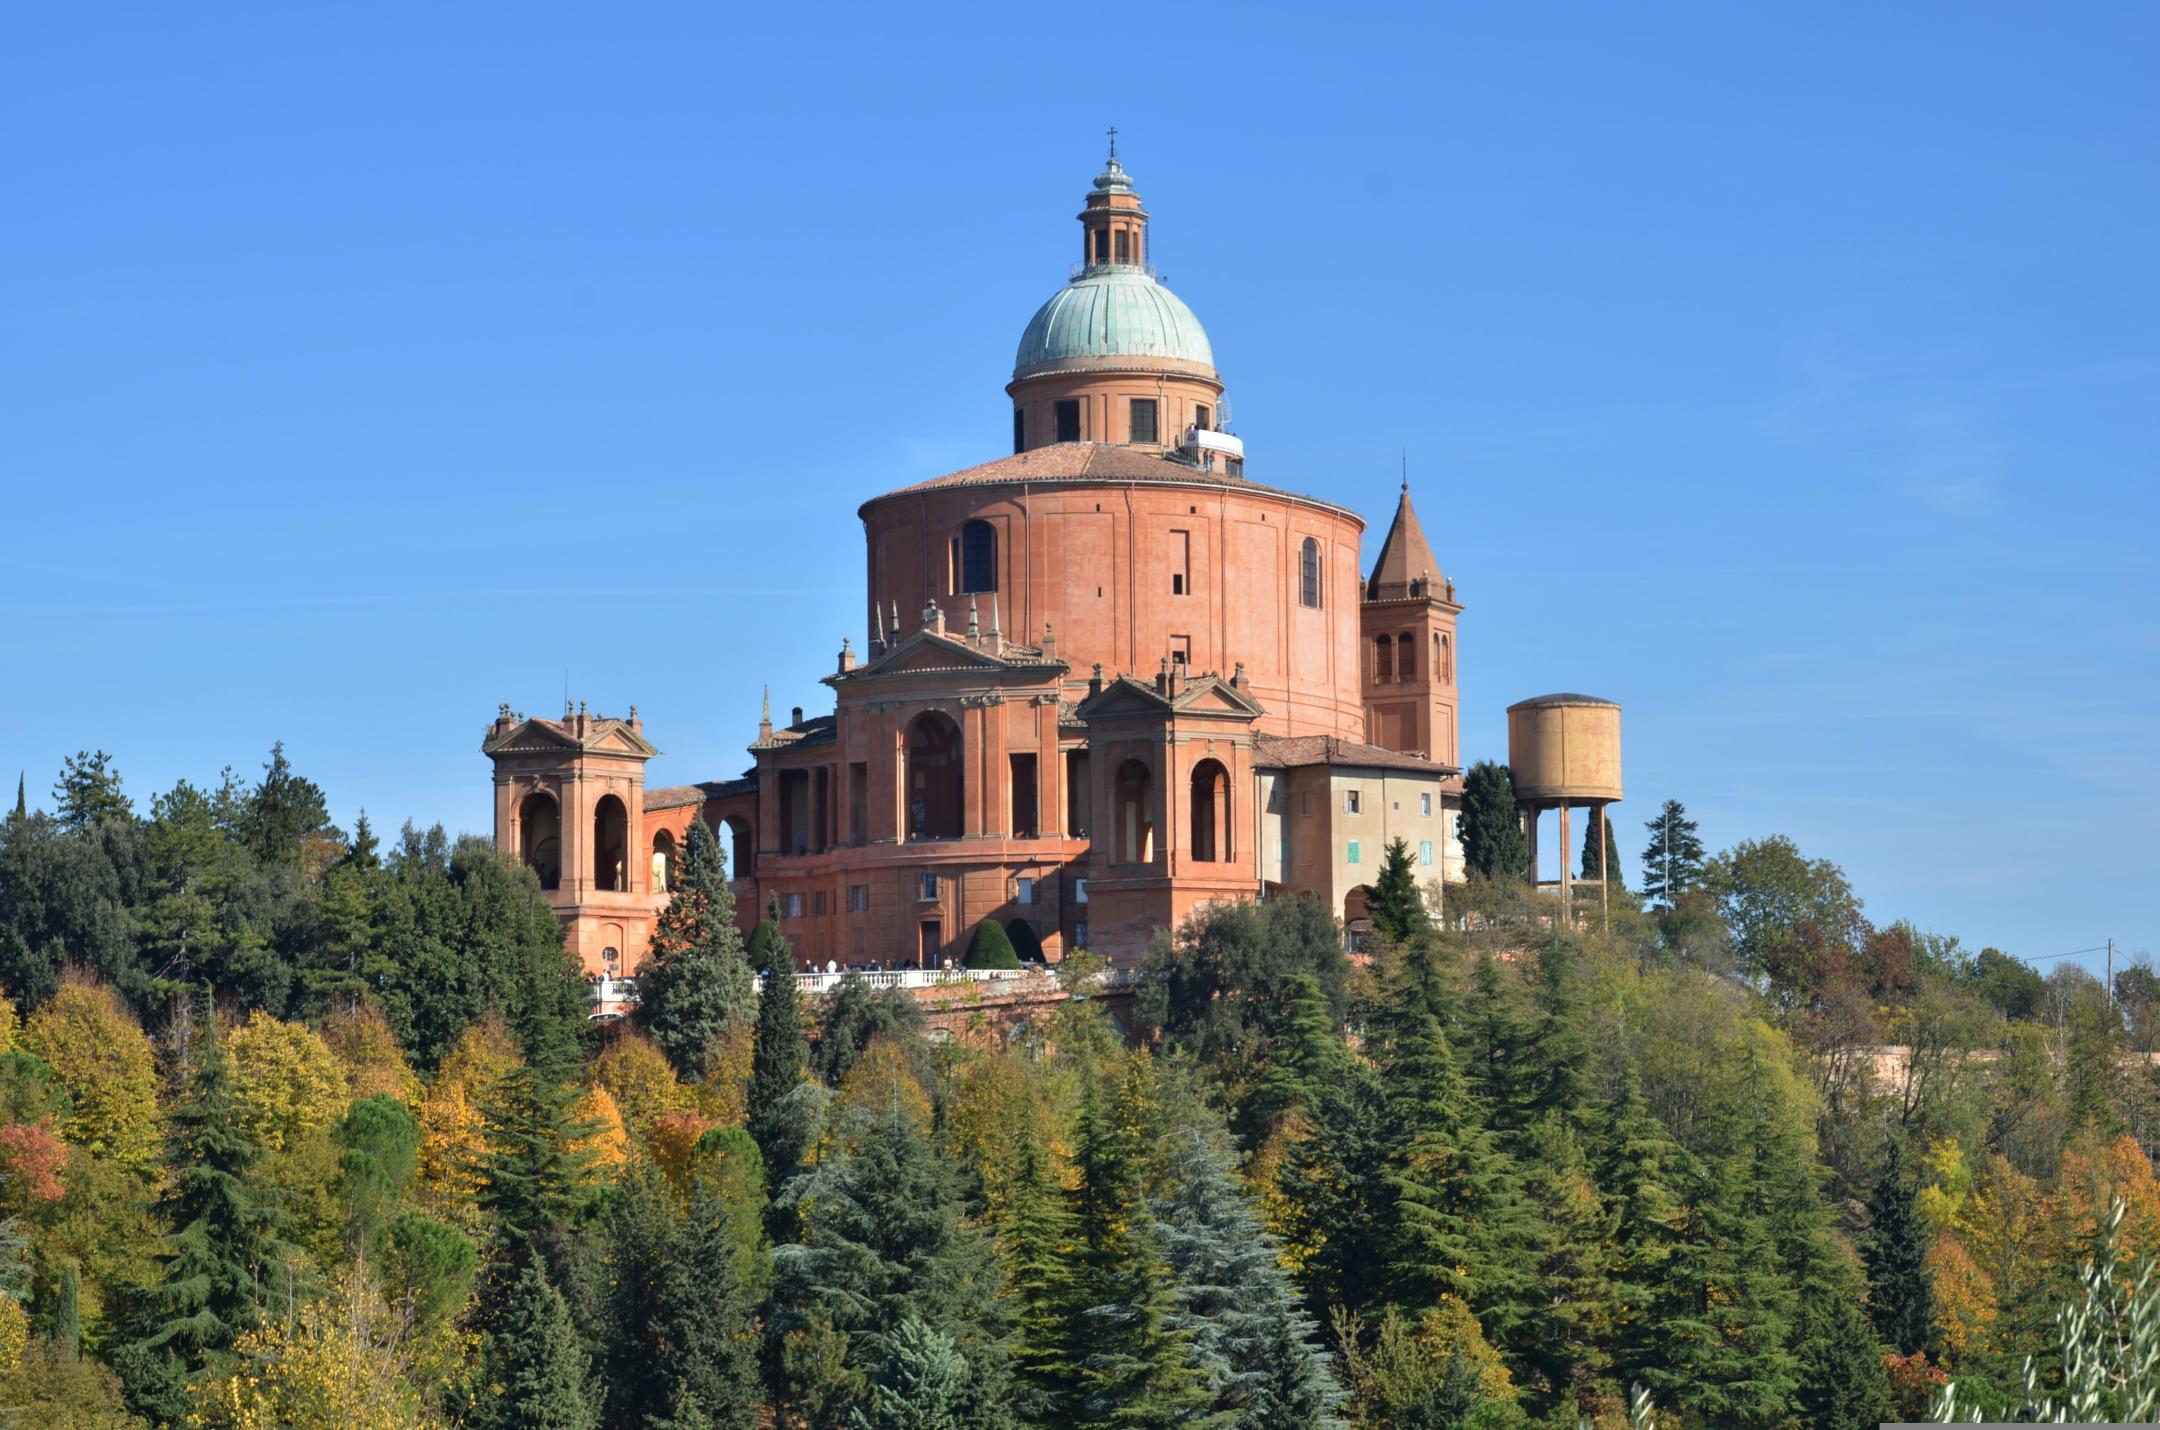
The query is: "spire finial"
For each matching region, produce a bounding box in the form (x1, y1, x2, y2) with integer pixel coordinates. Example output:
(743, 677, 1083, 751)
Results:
(1401, 448, 1408, 495)
(1107, 125, 1117, 161)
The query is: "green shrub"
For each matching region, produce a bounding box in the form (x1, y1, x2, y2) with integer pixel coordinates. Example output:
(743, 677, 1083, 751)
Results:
(964, 919, 1020, 970)
(1005, 917, 1043, 964)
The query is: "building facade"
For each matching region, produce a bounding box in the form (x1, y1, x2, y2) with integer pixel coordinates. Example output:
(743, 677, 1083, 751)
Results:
(485, 144, 1473, 974)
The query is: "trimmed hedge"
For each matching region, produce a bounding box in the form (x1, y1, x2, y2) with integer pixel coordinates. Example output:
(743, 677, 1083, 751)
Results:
(1004, 917, 1043, 964)
(964, 918, 1020, 970)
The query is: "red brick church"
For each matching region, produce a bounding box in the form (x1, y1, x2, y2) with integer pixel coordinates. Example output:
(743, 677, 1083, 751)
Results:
(484, 143, 1473, 977)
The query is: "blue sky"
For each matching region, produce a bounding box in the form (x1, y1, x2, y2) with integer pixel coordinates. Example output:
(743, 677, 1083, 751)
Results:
(4, 4, 2154, 976)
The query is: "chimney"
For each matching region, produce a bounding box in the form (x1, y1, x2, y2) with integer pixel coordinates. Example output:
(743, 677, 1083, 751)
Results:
(1089, 663, 1104, 697)
(924, 600, 945, 637)
(839, 636, 857, 673)
(791, 706, 804, 728)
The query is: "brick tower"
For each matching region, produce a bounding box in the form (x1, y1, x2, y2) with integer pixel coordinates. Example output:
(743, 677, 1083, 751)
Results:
(1359, 483, 1462, 765)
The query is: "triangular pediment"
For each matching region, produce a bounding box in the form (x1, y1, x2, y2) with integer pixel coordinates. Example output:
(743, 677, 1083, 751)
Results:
(482, 716, 658, 760)
(1171, 676, 1267, 719)
(1076, 672, 1265, 725)
(839, 630, 1064, 684)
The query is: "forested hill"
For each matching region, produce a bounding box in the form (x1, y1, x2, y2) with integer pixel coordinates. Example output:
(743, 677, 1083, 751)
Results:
(0, 747, 2152, 1427)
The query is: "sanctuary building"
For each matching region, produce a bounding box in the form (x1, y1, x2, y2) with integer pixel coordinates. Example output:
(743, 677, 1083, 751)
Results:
(484, 144, 1483, 977)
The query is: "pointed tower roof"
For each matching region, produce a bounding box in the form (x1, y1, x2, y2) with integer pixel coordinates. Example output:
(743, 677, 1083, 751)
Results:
(1365, 483, 1447, 601)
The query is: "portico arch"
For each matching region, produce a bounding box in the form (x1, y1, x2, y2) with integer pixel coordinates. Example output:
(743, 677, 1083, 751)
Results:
(1114, 758, 1154, 865)
(518, 791, 560, 891)
(593, 794, 629, 891)
(1189, 758, 1230, 862)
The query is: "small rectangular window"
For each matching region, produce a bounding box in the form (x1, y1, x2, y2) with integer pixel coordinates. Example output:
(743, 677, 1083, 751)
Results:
(918, 872, 940, 902)
(1073, 877, 1089, 905)
(1277, 837, 1287, 865)
(1055, 400, 1081, 443)
(1344, 790, 1361, 814)
(1129, 398, 1157, 445)
(1195, 404, 1211, 431)
(1115, 230, 1129, 264)
(1010, 753, 1039, 838)
(1420, 840, 1434, 867)
(781, 892, 805, 918)
(1347, 840, 1361, 865)
(1300, 791, 1313, 817)
(1170, 529, 1189, 595)
(1227, 457, 1244, 478)
(1012, 407, 1025, 453)
(1072, 920, 1088, 949)
(1015, 876, 1036, 905)
(813, 890, 827, 916)
(1420, 793, 1433, 816)
(848, 884, 870, 912)
(1169, 635, 1190, 667)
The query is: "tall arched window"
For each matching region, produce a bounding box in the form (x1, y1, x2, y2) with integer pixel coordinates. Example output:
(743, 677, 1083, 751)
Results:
(1189, 759, 1230, 862)
(1374, 634, 1393, 682)
(1299, 538, 1322, 608)
(1114, 759, 1154, 865)
(906, 712, 965, 840)
(593, 794, 628, 892)
(650, 829, 677, 893)
(1397, 630, 1416, 678)
(958, 520, 997, 594)
(518, 792, 560, 891)
(1437, 632, 1452, 682)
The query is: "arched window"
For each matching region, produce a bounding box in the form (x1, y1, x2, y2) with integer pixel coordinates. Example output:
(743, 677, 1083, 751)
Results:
(593, 794, 628, 892)
(518, 792, 560, 892)
(1437, 632, 1452, 682)
(906, 712, 965, 840)
(1299, 537, 1322, 608)
(1374, 634, 1393, 682)
(1397, 630, 1416, 678)
(1189, 759, 1230, 862)
(719, 815, 753, 880)
(958, 520, 997, 594)
(1114, 759, 1154, 865)
(650, 829, 677, 894)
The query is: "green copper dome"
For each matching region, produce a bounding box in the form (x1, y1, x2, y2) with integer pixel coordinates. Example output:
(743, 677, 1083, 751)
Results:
(1013, 268, 1216, 376)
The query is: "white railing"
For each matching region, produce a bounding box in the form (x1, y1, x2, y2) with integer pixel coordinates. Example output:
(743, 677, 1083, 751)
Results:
(594, 963, 1140, 1007)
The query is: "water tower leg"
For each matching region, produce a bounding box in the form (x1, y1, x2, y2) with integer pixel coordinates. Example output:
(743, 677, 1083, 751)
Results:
(1558, 803, 1573, 925)
(1524, 806, 1539, 886)
(1598, 802, 1610, 931)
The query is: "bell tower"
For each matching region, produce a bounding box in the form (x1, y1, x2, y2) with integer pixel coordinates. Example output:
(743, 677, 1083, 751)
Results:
(1359, 483, 1462, 766)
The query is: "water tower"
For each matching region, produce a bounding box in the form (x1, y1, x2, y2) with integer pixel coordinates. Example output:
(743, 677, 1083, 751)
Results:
(1506, 693, 1622, 925)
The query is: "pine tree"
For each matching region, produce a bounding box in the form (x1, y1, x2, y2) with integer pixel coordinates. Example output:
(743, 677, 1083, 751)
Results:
(1595, 1065, 1697, 1395)
(1250, 971, 1345, 1136)
(1070, 1085, 1224, 1428)
(1459, 951, 1535, 1137)
(639, 818, 755, 1078)
(1638, 800, 1705, 907)
(1365, 838, 1430, 944)
(1458, 761, 1529, 882)
(473, 1258, 596, 1430)
(1154, 1130, 1347, 1429)
(1513, 1113, 1619, 1412)
(1788, 1243, 1892, 1430)
(769, 1100, 1010, 1422)
(475, 1063, 598, 1257)
(606, 1166, 761, 1428)
(998, 1126, 1084, 1423)
(747, 909, 789, 976)
(10, 773, 23, 819)
(1861, 1138, 1935, 1356)
(1580, 810, 1623, 888)
(748, 930, 814, 1204)
(1380, 991, 1534, 1344)
(1281, 1062, 1396, 1320)
(851, 1316, 976, 1430)
(117, 994, 289, 1417)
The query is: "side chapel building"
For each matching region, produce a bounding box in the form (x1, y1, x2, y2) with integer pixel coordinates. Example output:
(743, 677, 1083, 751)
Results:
(484, 144, 1476, 976)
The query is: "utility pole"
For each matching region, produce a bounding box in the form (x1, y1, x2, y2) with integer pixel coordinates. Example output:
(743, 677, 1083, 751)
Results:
(2107, 936, 2115, 1009)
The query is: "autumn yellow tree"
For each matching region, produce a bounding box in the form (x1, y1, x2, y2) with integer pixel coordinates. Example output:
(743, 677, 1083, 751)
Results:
(188, 1264, 441, 1429)
(692, 1019, 756, 1127)
(20, 978, 159, 1178)
(230, 1013, 347, 1153)
(570, 1084, 629, 1178)
(318, 1000, 422, 1110)
(415, 1014, 521, 1224)
(591, 1035, 688, 1144)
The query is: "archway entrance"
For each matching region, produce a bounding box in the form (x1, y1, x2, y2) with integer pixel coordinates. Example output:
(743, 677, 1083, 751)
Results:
(906, 712, 964, 840)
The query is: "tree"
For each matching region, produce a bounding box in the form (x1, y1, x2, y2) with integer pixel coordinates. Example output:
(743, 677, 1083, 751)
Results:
(1154, 1130, 1346, 1428)
(1366, 838, 1430, 944)
(235, 741, 335, 867)
(965, 918, 1020, 970)
(19, 980, 159, 1177)
(749, 940, 814, 1204)
(1580, 809, 1623, 888)
(474, 1064, 598, 1257)
(333, 1095, 421, 1251)
(117, 996, 290, 1420)
(747, 911, 790, 977)
(1005, 917, 1044, 964)
(851, 1316, 975, 1430)
(1458, 761, 1528, 882)
(1789, 1248, 1892, 1430)
(229, 1012, 347, 1153)
(1638, 800, 1704, 906)
(1964, 947, 2045, 1022)
(472, 1259, 595, 1430)
(812, 973, 927, 1087)
(188, 1264, 432, 1430)
(51, 751, 131, 829)
(1068, 1075, 1222, 1429)
(376, 1210, 476, 1331)
(1863, 1138, 1936, 1356)
(768, 1099, 1009, 1422)
(603, 1166, 760, 1428)
(1709, 835, 1865, 988)
(998, 1124, 1084, 1423)
(639, 819, 755, 1079)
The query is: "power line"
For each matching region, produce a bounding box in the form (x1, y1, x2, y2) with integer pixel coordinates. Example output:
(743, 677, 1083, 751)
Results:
(2022, 945, 2109, 964)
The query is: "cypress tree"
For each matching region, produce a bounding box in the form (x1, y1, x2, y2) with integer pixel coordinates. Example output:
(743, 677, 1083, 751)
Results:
(1580, 810, 1623, 887)
(118, 994, 289, 1416)
(1005, 916, 1044, 964)
(964, 918, 1020, 970)
(474, 1258, 597, 1430)
(747, 908, 789, 977)
(1154, 1130, 1347, 1429)
(998, 1126, 1084, 1423)
(1069, 1085, 1224, 1428)
(1365, 837, 1429, 944)
(49, 1259, 80, 1359)
(1380, 992, 1533, 1343)
(1861, 1138, 1935, 1356)
(639, 818, 755, 1078)
(748, 932, 813, 1204)
(1458, 761, 1529, 882)
(1638, 800, 1705, 907)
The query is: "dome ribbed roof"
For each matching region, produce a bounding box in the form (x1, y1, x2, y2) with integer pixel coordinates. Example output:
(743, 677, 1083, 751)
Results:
(1014, 269, 1215, 375)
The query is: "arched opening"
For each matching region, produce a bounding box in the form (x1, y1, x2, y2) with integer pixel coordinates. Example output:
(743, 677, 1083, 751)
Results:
(1374, 633, 1394, 682)
(1438, 632, 1452, 682)
(1299, 537, 1322, 608)
(1344, 886, 1373, 952)
(1189, 759, 1230, 862)
(1397, 630, 1416, 678)
(593, 794, 628, 892)
(954, 519, 997, 595)
(718, 816, 752, 880)
(906, 712, 964, 840)
(650, 829, 676, 894)
(518, 792, 560, 892)
(1114, 758, 1154, 866)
